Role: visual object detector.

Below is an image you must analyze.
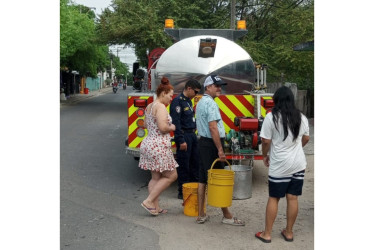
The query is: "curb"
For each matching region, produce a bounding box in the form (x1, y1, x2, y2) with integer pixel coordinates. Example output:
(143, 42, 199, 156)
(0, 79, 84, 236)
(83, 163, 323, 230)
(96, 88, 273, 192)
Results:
(60, 87, 113, 106)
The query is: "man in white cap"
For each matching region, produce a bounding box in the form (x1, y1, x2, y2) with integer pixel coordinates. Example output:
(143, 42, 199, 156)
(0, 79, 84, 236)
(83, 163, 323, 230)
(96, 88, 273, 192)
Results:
(195, 75, 245, 226)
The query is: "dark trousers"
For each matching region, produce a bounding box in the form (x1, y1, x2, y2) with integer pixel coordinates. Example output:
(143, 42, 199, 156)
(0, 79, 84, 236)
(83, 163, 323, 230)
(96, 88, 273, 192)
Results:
(198, 137, 225, 184)
(176, 133, 200, 194)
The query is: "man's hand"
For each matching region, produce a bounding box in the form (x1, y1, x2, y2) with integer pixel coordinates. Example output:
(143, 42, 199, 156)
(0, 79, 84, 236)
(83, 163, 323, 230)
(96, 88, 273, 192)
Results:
(218, 149, 226, 161)
(263, 155, 270, 167)
(179, 142, 187, 151)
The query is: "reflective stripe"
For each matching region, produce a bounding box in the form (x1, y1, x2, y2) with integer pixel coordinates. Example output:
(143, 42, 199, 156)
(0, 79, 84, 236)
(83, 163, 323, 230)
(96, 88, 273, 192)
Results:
(216, 95, 255, 133)
(128, 96, 153, 148)
(261, 96, 273, 117)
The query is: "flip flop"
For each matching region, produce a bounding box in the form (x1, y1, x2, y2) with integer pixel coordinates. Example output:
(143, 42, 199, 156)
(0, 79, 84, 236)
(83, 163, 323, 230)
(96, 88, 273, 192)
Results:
(196, 215, 210, 224)
(158, 209, 168, 214)
(221, 217, 245, 226)
(141, 202, 158, 216)
(281, 229, 294, 242)
(255, 232, 271, 243)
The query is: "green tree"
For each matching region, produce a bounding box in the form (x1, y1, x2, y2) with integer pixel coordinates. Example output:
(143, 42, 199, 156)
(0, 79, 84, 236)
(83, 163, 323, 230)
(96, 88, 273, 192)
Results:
(60, 0, 111, 76)
(110, 53, 130, 79)
(238, 0, 314, 88)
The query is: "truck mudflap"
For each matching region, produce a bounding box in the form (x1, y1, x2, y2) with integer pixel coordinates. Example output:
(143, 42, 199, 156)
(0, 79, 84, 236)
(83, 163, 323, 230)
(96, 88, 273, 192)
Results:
(125, 146, 141, 157)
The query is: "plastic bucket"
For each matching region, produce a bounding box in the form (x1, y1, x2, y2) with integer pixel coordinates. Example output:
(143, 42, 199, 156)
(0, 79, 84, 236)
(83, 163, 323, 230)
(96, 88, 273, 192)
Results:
(207, 159, 235, 208)
(182, 182, 205, 216)
(84, 88, 89, 94)
(225, 165, 253, 199)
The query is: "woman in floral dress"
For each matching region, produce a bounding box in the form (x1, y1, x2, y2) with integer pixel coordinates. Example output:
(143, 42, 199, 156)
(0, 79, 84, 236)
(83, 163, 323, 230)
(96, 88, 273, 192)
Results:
(139, 77, 179, 215)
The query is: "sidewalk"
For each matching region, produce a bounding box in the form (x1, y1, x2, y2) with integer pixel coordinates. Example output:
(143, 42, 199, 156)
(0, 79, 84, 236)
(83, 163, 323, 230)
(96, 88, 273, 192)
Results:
(60, 86, 113, 106)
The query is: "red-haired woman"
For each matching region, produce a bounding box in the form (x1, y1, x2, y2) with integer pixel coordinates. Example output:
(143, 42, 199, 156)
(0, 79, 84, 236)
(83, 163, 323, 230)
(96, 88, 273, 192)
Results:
(139, 77, 178, 215)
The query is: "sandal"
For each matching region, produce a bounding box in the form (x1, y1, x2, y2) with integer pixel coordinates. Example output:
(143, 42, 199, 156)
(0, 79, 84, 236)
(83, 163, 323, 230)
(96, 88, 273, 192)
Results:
(255, 231, 271, 243)
(196, 215, 210, 224)
(158, 209, 168, 214)
(141, 202, 158, 216)
(281, 229, 294, 242)
(221, 217, 245, 226)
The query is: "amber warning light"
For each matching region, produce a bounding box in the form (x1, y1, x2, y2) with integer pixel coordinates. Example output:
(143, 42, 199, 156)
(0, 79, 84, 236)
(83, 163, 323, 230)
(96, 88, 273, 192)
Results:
(237, 20, 246, 30)
(165, 19, 174, 28)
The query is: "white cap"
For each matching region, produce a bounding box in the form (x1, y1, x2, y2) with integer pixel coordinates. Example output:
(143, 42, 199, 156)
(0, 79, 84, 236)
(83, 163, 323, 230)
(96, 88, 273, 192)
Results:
(203, 75, 227, 88)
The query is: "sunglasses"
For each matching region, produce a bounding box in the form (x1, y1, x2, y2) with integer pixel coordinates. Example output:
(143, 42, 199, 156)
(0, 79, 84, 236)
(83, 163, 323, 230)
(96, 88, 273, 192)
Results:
(190, 88, 199, 95)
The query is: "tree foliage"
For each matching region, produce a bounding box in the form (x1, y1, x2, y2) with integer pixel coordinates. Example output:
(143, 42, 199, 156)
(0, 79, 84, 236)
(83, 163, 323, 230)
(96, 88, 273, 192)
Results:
(60, 0, 129, 77)
(238, 0, 314, 90)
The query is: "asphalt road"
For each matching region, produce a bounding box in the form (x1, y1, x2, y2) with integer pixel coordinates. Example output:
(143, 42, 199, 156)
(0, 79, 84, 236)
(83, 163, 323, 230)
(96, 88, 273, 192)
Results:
(61, 88, 161, 249)
(60, 88, 314, 250)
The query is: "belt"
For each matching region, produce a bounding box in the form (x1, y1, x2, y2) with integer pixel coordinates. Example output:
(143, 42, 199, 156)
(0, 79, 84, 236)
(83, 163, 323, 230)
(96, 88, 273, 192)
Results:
(200, 136, 225, 141)
(181, 128, 196, 133)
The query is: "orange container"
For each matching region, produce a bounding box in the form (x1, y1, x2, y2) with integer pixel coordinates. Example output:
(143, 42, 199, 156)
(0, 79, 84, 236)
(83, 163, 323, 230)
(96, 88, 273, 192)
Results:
(182, 182, 206, 216)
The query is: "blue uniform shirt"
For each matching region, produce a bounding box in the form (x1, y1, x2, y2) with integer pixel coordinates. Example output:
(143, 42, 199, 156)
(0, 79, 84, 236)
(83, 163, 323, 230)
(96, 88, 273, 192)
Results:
(170, 93, 196, 144)
(196, 94, 225, 138)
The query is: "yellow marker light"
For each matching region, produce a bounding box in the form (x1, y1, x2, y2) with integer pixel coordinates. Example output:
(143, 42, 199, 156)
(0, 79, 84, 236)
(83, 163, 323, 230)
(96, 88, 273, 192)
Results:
(165, 19, 174, 28)
(237, 20, 246, 30)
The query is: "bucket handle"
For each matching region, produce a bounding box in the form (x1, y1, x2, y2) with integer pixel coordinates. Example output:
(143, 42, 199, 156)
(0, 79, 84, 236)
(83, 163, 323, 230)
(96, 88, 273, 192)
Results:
(210, 158, 231, 170)
(182, 193, 192, 206)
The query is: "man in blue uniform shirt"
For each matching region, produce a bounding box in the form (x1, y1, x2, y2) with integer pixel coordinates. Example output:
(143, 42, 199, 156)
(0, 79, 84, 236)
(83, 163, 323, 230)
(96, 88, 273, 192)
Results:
(170, 79, 202, 199)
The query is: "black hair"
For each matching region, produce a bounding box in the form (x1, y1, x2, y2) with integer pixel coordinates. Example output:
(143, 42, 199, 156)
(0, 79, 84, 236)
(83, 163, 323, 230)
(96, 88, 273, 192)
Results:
(185, 79, 201, 90)
(272, 86, 301, 142)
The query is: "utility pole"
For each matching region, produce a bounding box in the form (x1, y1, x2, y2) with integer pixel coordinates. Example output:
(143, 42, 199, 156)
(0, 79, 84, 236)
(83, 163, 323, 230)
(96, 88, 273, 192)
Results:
(230, 0, 236, 29)
(110, 53, 113, 82)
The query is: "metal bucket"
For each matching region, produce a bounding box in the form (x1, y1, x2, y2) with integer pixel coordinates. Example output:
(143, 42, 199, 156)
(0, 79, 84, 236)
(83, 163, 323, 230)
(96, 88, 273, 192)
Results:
(225, 165, 252, 199)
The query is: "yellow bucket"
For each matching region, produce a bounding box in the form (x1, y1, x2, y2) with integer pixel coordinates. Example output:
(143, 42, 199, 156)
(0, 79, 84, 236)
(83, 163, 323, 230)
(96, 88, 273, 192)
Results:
(182, 182, 205, 217)
(207, 159, 235, 208)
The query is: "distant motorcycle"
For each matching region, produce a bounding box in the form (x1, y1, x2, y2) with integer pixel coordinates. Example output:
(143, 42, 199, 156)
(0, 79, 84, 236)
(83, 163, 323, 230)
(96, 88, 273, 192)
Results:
(113, 83, 118, 93)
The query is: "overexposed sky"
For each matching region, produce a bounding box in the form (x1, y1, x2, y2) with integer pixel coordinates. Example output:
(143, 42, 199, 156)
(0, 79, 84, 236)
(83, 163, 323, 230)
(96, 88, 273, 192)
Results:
(73, 0, 113, 15)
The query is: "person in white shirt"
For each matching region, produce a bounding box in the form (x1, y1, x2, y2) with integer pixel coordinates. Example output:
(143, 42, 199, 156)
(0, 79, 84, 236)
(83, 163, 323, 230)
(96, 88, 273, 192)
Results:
(255, 86, 310, 243)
